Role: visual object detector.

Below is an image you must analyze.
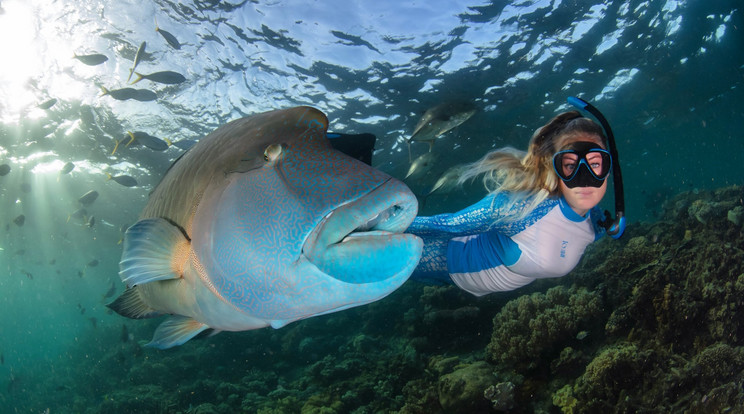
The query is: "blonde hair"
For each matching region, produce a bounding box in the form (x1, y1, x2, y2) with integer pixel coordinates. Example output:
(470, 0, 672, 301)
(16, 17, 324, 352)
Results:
(458, 110, 606, 222)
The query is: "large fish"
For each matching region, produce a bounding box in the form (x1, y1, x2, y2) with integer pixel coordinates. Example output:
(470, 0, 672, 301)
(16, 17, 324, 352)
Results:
(108, 106, 422, 349)
(408, 101, 477, 145)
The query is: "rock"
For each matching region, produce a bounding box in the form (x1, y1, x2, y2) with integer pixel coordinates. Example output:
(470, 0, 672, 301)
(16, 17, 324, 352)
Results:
(438, 361, 495, 413)
(727, 206, 743, 226)
(484, 381, 516, 411)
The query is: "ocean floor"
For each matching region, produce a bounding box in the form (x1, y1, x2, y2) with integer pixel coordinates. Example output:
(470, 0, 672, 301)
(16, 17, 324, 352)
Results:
(3, 185, 744, 414)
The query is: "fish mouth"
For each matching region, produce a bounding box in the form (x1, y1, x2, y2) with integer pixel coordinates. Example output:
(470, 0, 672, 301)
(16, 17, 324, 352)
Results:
(302, 178, 422, 284)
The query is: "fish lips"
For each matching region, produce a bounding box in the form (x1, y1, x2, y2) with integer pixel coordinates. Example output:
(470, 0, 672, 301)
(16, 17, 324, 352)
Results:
(302, 178, 422, 284)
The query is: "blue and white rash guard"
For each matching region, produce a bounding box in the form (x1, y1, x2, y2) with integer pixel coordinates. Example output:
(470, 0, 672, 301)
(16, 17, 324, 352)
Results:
(407, 192, 605, 296)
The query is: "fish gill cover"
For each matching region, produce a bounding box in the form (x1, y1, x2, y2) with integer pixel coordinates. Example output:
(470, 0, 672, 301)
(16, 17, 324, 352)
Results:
(0, 0, 742, 413)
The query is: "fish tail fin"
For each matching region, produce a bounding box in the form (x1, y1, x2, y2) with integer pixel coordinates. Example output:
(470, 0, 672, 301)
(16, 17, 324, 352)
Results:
(105, 172, 113, 181)
(164, 137, 173, 146)
(126, 69, 133, 83)
(131, 72, 144, 85)
(107, 286, 162, 319)
(100, 86, 110, 96)
(111, 139, 120, 155)
(426, 140, 435, 152)
(125, 131, 136, 147)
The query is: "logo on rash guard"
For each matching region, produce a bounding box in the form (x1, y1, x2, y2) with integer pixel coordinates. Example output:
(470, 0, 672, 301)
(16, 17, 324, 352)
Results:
(560, 240, 569, 258)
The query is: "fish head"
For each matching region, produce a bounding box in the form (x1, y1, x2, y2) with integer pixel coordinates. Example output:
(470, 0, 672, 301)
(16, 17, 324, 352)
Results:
(191, 107, 422, 327)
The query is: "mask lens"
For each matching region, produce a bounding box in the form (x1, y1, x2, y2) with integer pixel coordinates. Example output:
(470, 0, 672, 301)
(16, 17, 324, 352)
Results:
(585, 149, 611, 180)
(552, 148, 612, 184)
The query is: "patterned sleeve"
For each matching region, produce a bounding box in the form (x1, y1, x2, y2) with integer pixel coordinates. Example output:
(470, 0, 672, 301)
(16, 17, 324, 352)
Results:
(407, 192, 532, 238)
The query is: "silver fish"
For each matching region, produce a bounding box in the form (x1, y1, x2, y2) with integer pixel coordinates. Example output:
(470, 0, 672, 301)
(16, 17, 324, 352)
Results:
(74, 53, 108, 66)
(131, 71, 186, 85)
(127, 41, 146, 83)
(404, 152, 439, 180)
(409, 101, 477, 145)
(156, 21, 181, 50)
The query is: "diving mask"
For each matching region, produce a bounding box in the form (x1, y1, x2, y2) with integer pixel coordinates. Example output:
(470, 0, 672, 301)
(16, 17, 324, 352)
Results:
(552, 141, 611, 188)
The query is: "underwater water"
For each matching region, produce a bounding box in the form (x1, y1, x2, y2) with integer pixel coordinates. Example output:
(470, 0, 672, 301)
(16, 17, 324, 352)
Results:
(0, 0, 743, 412)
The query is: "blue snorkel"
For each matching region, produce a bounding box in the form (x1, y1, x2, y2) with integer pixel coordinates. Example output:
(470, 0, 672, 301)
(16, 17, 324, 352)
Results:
(567, 96, 626, 239)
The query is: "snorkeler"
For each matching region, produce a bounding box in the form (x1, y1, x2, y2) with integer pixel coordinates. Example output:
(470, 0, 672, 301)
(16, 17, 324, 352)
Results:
(407, 97, 625, 295)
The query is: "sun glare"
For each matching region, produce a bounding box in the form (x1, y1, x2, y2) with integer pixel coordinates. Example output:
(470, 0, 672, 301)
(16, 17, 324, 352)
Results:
(0, 1, 41, 122)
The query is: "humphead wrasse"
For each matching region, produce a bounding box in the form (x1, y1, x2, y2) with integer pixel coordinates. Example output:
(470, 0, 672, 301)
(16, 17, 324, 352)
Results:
(108, 106, 423, 349)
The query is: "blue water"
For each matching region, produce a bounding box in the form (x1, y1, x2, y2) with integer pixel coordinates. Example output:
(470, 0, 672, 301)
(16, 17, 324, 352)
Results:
(0, 0, 742, 412)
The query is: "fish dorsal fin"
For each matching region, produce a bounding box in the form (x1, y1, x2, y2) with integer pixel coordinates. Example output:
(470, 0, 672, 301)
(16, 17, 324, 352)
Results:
(119, 218, 190, 288)
(146, 315, 209, 349)
(106, 286, 162, 319)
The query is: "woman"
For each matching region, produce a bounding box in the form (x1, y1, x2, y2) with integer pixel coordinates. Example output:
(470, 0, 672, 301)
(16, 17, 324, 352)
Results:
(408, 110, 612, 296)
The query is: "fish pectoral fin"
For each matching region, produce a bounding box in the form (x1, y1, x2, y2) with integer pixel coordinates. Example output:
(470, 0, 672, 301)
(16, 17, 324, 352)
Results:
(106, 286, 162, 319)
(119, 218, 190, 288)
(146, 315, 209, 349)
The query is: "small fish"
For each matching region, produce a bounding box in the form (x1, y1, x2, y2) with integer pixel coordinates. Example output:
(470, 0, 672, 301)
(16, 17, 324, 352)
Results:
(68, 208, 88, 223)
(78, 190, 99, 206)
(0, 164, 9, 176)
(13, 214, 25, 227)
(127, 41, 146, 83)
(125, 131, 170, 151)
(21, 270, 33, 280)
(131, 89, 157, 102)
(60, 162, 75, 175)
(87, 259, 99, 268)
(80, 307, 86, 315)
(100, 86, 138, 100)
(576, 330, 589, 340)
(156, 19, 181, 50)
(426, 165, 464, 197)
(404, 152, 439, 180)
(100, 87, 156, 102)
(73, 53, 108, 66)
(38, 98, 57, 110)
(132, 71, 186, 85)
(106, 173, 138, 187)
(58, 161, 74, 182)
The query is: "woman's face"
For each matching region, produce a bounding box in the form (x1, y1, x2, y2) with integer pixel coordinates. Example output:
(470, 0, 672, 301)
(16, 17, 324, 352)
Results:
(555, 135, 608, 216)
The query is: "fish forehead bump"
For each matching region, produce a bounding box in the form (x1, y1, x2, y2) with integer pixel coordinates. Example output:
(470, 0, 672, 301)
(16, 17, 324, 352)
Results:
(205, 106, 327, 153)
(141, 106, 330, 228)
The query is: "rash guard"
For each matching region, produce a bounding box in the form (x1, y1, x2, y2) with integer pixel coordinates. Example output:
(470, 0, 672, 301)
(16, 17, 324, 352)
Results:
(407, 192, 604, 296)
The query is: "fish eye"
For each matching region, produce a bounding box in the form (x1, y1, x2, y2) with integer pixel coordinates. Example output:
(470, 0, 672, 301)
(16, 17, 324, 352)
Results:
(263, 144, 283, 162)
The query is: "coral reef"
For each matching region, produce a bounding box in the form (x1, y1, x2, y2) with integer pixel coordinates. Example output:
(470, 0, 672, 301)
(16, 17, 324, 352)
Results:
(5, 185, 744, 414)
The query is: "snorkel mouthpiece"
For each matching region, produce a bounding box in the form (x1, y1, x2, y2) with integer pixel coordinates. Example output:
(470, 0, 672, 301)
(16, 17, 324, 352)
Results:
(567, 97, 625, 239)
